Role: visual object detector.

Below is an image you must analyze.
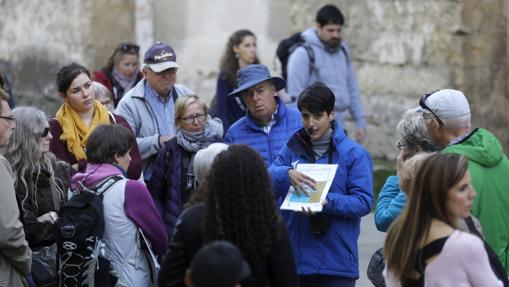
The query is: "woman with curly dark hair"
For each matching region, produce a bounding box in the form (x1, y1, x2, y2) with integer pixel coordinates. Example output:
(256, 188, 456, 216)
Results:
(211, 30, 259, 131)
(158, 145, 299, 287)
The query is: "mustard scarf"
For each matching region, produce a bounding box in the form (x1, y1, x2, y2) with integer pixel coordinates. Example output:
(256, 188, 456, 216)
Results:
(56, 101, 110, 160)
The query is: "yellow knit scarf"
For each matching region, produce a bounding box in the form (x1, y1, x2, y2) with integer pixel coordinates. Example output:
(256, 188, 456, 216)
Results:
(56, 100, 110, 160)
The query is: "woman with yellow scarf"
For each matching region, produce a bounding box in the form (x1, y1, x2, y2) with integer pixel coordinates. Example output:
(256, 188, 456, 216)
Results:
(49, 63, 142, 180)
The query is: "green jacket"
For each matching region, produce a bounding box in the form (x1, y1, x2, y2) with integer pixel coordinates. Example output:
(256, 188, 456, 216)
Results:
(443, 128, 509, 275)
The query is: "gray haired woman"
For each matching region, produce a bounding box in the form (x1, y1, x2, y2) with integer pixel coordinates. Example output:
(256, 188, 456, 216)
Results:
(4, 107, 73, 286)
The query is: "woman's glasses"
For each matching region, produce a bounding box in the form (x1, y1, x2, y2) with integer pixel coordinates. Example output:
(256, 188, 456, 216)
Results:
(39, 127, 50, 138)
(179, 113, 206, 124)
(0, 115, 15, 125)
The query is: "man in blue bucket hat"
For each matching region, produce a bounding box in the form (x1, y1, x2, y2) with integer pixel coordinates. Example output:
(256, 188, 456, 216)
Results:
(224, 64, 302, 167)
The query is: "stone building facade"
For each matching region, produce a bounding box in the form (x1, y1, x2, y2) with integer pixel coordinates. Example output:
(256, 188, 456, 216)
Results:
(0, 0, 507, 159)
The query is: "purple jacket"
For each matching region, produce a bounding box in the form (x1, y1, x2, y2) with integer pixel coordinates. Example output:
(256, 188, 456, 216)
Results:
(49, 113, 142, 180)
(71, 163, 168, 255)
(148, 138, 191, 241)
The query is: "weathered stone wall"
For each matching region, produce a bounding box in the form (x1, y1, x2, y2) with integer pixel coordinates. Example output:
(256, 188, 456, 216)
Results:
(1, 0, 507, 158)
(0, 0, 135, 115)
(290, 0, 509, 158)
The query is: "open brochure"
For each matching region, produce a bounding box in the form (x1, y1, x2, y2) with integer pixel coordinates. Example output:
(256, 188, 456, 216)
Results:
(280, 163, 338, 212)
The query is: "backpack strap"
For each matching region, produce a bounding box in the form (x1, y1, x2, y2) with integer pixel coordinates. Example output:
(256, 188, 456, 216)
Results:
(74, 175, 124, 197)
(302, 43, 316, 73)
(108, 112, 117, 124)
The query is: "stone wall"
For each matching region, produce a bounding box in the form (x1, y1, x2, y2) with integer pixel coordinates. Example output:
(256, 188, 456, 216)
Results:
(290, 0, 509, 158)
(1, 0, 508, 158)
(0, 0, 135, 115)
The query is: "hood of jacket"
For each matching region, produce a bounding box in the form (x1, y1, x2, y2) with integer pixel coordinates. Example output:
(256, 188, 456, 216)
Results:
(443, 128, 505, 168)
(70, 163, 124, 190)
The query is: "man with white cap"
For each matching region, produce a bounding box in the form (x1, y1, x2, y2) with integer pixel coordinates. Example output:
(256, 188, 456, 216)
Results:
(420, 89, 509, 275)
(117, 42, 194, 181)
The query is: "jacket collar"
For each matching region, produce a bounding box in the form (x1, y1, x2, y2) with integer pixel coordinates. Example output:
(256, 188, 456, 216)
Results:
(287, 121, 346, 162)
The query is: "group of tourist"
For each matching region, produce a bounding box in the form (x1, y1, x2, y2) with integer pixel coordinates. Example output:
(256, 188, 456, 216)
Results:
(0, 3, 508, 287)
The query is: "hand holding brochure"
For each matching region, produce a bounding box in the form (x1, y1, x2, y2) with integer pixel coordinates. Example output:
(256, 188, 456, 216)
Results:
(280, 164, 338, 212)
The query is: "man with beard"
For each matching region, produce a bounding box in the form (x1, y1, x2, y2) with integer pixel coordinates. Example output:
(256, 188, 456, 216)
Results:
(286, 4, 366, 143)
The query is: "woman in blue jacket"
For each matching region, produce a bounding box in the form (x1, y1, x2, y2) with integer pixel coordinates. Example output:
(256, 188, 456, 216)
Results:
(269, 82, 373, 287)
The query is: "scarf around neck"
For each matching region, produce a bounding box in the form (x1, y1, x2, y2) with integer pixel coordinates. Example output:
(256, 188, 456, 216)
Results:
(112, 67, 138, 92)
(176, 117, 224, 152)
(56, 101, 110, 160)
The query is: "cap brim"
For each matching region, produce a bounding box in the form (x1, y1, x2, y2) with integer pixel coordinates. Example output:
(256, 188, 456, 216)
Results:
(147, 61, 179, 72)
(228, 77, 286, 97)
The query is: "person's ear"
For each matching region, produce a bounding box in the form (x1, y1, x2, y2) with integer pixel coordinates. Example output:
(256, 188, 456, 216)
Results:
(112, 154, 121, 165)
(233, 45, 240, 54)
(184, 269, 192, 287)
(59, 92, 67, 101)
(142, 67, 150, 77)
(328, 110, 335, 122)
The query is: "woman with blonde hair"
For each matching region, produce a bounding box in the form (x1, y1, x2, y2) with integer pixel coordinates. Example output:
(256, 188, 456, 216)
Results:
(384, 153, 502, 286)
(149, 94, 223, 241)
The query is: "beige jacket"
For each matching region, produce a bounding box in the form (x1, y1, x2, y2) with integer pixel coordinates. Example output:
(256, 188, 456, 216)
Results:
(0, 155, 31, 287)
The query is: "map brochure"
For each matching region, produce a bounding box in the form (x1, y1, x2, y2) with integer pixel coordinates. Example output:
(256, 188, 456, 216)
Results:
(280, 163, 338, 212)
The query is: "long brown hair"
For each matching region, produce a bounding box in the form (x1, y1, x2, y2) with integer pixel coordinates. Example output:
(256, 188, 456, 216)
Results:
(219, 30, 259, 88)
(104, 43, 140, 74)
(384, 153, 469, 283)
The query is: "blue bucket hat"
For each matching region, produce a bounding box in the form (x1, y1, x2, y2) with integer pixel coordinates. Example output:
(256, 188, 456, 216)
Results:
(228, 64, 285, 97)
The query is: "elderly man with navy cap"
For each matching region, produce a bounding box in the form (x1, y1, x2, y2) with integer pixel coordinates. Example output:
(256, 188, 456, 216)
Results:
(224, 64, 302, 166)
(420, 89, 509, 275)
(117, 42, 194, 181)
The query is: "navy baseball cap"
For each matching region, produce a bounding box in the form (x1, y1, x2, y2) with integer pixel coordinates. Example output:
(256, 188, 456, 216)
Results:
(228, 64, 285, 97)
(190, 241, 251, 287)
(144, 41, 179, 72)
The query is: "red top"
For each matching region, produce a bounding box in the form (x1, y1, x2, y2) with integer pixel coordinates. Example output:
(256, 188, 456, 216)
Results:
(49, 113, 143, 180)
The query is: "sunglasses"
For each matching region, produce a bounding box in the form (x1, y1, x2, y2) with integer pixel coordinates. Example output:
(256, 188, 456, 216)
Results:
(0, 115, 15, 125)
(419, 92, 444, 127)
(39, 127, 50, 138)
(117, 43, 140, 54)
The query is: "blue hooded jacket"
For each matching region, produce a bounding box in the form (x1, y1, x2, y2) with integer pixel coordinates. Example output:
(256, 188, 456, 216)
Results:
(269, 122, 373, 278)
(224, 98, 302, 166)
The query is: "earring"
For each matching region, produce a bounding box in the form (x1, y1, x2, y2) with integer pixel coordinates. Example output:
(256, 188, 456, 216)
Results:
(235, 52, 240, 59)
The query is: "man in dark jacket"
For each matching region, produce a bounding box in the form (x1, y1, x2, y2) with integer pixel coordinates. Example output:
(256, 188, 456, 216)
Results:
(224, 64, 302, 166)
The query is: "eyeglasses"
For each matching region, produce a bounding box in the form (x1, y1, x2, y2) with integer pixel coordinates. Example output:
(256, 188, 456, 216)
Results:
(179, 113, 206, 124)
(39, 127, 50, 138)
(117, 43, 140, 54)
(99, 99, 112, 106)
(419, 92, 444, 127)
(0, 115, 15, 125)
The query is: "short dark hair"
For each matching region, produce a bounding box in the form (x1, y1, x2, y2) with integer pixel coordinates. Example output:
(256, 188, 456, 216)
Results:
(316, 4, 345, 27)
(297, 81, 335, 114)
(86, 124, 135, 164)
(56, 62, 91, 93)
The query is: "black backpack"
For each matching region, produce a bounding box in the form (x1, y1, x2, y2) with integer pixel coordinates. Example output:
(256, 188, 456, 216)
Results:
(276, 32, 351, 83)
(56, 175, 123, 287)
(276, 32, 315, 82)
